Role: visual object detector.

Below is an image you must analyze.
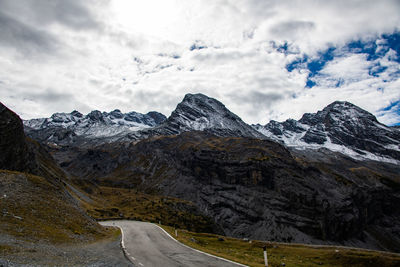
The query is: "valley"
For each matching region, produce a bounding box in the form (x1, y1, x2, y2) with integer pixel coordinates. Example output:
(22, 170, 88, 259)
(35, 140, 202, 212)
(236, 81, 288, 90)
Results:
(1, 93, 400, 265)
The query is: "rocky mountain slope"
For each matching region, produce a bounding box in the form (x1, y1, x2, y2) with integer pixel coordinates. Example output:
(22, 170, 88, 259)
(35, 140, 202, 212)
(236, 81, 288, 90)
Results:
(253, 101, 400, 163)
(60, 131, 400, 252)
(0, 101, 113, 245)
(24, 108, 166, 146)
(135, 93, 265, 139)
(0, 102, 36, 172)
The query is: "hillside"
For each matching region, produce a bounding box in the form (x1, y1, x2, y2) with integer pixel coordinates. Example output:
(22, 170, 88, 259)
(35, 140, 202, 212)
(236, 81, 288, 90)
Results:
(0, 102, 128, 266)
(59, 131, 400, 252)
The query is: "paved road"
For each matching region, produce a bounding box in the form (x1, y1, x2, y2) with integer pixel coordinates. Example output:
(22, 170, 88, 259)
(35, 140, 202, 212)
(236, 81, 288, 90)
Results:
(100, 220, 245, 267)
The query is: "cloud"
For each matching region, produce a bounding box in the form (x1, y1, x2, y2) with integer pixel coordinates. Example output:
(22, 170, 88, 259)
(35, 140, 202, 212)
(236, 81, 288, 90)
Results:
(0, 0, 102, 30)
(0, 82, 91, 119)
(0, 0, 399, 127)
(376, 100, 400, 125)
(270, 20, 315, 40)
(278, 41, 400, 125)
(0, 10, 59, 55)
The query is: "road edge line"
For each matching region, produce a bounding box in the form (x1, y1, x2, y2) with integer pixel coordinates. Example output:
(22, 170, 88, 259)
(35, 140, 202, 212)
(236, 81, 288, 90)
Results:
(154, 224, 248, 267)
(116, 226, 136, 266)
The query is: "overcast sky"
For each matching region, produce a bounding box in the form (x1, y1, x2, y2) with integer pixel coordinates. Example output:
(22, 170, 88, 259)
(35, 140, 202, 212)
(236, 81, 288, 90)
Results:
(0, 0, 399, 125)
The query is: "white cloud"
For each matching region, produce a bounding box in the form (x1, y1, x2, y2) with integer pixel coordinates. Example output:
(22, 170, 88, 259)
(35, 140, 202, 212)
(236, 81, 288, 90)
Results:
(276, 48, 400, 125)
(0, 0, 399, 126)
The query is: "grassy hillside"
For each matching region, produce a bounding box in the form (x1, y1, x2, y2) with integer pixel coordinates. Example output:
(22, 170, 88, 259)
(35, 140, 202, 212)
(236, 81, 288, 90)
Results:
(0, 170, 114, 245)
(161, 225, 400, 267)
(69, 181, 220, 233)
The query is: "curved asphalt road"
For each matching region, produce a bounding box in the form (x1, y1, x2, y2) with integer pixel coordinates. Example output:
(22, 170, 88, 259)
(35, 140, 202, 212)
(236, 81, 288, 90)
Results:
(100, 220, 245, 267)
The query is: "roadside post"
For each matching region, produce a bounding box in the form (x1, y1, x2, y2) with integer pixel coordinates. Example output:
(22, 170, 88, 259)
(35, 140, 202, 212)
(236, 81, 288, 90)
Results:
(263, 245, 268, 267)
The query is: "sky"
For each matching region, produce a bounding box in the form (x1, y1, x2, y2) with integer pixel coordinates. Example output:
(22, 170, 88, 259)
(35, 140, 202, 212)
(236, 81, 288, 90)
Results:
(0, 0, 400, 126)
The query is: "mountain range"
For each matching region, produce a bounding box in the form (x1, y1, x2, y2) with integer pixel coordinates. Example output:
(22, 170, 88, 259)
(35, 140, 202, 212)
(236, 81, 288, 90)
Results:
(3, 93, 398, 253)
(24, 93, 400, 164)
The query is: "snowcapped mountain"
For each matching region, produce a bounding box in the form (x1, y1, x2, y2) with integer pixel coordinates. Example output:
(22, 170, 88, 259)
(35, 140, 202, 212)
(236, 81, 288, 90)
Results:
(253, 101, 400, 163)
(24, 95, 400, 164)
(24, 93, 263, 146)
(24, 109, 166, 146)
(135, 93, 265, 139)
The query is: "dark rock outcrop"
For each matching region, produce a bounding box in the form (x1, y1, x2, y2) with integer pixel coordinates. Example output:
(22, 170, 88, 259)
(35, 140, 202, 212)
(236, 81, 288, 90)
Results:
(0, 102, 109, 245)
(0, 102, 36, 172)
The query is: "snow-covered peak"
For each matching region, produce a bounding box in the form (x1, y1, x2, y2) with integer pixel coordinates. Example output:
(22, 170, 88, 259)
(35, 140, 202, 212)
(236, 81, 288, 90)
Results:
(163, 93, 264, 138)
(300, 101, 378, 127)
(23, 109, 167, 145)
(254, 101, 400, 163)
(25, 109, 166, 130)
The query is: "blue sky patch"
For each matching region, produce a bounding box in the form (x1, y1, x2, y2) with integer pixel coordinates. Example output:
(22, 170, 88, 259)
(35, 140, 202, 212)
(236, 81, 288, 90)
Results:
(286, 47, 336, 88)
(380, 100, 400, 126)
(284, 31, 400, 88)
(271, 41, 299, 55)
(368, 62, 388, 77)
(381, 100, 400, 112)
(189, 41, 208, 51)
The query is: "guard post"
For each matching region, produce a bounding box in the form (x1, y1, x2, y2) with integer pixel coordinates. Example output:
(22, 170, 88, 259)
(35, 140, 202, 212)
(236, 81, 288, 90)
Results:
(263, 245, 268, 267)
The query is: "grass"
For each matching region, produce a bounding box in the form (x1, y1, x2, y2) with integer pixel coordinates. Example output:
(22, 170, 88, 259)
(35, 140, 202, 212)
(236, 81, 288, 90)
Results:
(0, 170, 115, 245)
(0, 245, 20, 254)
(69, 183, 218, 233)
(160, 225, 400, 267)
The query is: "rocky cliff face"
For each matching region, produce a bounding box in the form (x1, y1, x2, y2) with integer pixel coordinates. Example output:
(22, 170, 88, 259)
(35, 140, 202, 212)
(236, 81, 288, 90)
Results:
(61, 131, 400, 252)
(254, 101, 400, 163)
(0, 102, 70, 184)
(160, 93, 264, 138)
(0, 102, 36, 172)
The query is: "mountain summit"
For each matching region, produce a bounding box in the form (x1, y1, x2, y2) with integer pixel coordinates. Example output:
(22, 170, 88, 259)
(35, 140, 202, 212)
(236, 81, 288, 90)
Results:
(149, 93, 265, 138)
(254, 101, 400, 162)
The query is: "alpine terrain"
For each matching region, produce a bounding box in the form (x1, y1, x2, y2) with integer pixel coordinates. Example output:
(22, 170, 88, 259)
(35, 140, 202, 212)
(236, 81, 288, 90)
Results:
(20, 93, 400, 254)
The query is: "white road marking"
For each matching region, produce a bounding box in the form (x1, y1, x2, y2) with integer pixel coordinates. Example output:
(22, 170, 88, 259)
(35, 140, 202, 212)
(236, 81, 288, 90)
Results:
(102, 220, 248, 266)
(114, 225, 136, 266)
(154, 224, 248, 267)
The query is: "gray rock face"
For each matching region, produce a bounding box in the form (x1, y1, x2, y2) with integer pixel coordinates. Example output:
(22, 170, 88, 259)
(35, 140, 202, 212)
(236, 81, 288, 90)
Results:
(0, 102, 71, 184)
(0, 102, 36, 172)
(255, 101, 400, 162)
(61, 131, 400, 252)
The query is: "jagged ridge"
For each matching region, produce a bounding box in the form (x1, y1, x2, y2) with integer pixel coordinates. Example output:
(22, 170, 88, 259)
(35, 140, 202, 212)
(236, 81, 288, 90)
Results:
(254, 101, 400, 162)
(24, 108, 167, 146)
